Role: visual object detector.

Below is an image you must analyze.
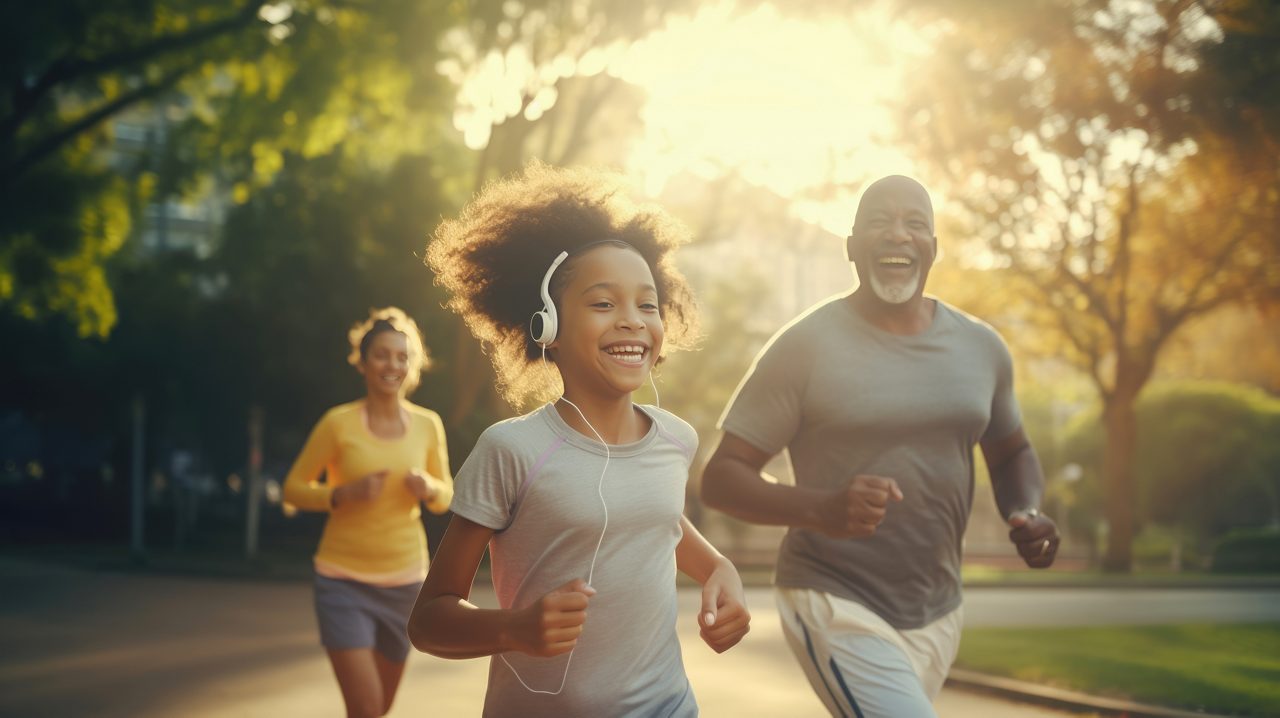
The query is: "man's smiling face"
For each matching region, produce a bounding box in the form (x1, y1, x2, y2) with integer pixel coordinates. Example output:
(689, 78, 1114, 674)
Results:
(847, 176, 937, 306)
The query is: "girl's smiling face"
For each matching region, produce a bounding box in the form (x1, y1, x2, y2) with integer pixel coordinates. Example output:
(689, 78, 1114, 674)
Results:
(549, 245, 664, 399)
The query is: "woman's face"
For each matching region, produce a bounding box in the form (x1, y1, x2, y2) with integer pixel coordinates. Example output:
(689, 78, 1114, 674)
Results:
(550, 245, 665, 400)
(359, 330, 410, 398)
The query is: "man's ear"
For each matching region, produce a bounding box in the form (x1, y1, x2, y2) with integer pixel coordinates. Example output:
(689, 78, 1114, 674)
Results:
(845, 234, 856, 262)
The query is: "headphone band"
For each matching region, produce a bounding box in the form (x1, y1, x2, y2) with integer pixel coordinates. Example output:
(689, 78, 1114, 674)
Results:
(531, 239, 633, 347)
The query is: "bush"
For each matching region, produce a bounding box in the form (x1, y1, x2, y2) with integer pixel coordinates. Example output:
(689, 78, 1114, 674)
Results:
(1132, 524, 1203, 570)
(1212, 527, 1280, 574)
(1062, 381, 1280, 544)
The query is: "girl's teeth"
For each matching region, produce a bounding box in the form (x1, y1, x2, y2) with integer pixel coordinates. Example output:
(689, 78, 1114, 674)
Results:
(604, 346, 645, 364)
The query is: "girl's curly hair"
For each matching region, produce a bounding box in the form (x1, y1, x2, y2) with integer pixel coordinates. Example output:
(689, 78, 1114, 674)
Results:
(426, 162, 699, 408)
(346, 306, 431, 395)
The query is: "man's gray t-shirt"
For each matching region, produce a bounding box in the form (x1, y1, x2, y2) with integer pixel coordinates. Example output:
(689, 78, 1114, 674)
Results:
(451, 403, 699, 718)
(719, 295, 1021, 629)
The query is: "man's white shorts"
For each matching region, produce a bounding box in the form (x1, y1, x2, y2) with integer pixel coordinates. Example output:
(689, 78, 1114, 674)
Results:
(776, 587, 963, 718)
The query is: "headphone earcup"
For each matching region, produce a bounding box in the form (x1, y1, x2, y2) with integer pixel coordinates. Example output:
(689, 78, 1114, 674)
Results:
(530, 310, 556, 346)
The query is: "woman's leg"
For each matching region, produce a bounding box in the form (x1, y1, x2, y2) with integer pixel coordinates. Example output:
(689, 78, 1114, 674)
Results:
(373, 651, 408, 715)
(327, 648, 385, 718)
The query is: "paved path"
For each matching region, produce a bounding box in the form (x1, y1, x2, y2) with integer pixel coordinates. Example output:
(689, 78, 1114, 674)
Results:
(9, 559, 1274, 716)
(960, 586, 1280, 626)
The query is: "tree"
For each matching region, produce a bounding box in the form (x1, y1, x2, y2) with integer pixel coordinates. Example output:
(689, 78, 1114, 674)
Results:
(896, 0, 1280, 570)
(1, 0, 457, 336)
(428, 0, 702, 424)
(1154, 305, 1280, 393)
(1063, 381, 1280, 555)
(2, 1, 269, 335)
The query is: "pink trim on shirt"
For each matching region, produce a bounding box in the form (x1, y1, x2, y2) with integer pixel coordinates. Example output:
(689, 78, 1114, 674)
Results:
(516, 436, 566, 505)
(657, 426, 693, 463)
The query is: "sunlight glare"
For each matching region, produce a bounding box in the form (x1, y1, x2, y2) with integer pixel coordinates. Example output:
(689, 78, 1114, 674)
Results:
(614, 1, 928, 234)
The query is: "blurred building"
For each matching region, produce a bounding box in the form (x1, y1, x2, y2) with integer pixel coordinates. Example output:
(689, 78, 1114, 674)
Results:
(106, 101, 227, 259)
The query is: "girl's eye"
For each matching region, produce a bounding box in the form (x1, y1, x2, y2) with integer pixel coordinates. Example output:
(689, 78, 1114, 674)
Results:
(640, 303, 659, 311)
(591, 301, 614, 309)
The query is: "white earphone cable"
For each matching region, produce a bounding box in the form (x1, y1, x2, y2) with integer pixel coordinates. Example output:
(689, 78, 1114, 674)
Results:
(498, 349, 610, 695)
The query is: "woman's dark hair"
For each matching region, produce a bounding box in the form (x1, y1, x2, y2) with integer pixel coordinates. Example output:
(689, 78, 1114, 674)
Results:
(426, 162, 699, 407)
(347, 307, 430, 394)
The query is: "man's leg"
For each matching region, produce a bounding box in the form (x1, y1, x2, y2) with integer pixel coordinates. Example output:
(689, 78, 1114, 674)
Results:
(900, 604, 964, 700)
(776, 588, 937, 718)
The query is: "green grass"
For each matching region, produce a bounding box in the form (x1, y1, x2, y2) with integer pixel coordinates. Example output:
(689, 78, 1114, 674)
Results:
(956, 623, 1280, 716)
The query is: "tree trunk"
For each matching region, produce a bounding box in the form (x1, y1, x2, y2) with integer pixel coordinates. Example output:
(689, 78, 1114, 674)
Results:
(1100, 386, 1140, 573)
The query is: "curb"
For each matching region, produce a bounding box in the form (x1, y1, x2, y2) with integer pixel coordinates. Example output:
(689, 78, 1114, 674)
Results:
(945, 668, 1234, 717)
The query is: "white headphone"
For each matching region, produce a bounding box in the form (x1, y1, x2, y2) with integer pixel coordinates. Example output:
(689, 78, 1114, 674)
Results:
(530, 250, 569, 347)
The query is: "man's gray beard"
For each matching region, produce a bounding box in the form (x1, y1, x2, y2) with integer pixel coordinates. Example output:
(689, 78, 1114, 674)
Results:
(869, 270, 920, 305)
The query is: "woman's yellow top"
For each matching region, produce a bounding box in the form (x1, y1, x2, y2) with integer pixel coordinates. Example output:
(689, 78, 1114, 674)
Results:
(283, 400, 452, 586)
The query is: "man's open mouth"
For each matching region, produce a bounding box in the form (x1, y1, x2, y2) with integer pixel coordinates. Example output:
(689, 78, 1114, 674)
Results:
(877, 255, 915, 268)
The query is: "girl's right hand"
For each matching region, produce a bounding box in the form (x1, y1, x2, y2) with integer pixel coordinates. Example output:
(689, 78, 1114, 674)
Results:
(510, 579, 596, 657)
(332, 470, 387, 508)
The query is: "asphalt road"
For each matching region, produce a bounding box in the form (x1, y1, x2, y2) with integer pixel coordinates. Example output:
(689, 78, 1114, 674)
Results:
(5, 558, 1274, 717)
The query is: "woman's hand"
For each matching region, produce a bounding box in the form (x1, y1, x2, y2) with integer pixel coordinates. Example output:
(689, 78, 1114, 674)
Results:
(697, 558, 751, 653)
(405, 469, 440, 503)
(331, 470, 387, 508)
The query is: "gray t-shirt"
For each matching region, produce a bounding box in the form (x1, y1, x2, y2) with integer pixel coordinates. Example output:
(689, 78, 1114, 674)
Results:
(719, 295, 1021, 629)
(451, 402, 699, 718)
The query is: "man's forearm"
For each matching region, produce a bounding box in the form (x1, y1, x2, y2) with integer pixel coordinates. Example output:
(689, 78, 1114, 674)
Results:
(702, 455, 824, 529)
(989, 442, 1045, 520)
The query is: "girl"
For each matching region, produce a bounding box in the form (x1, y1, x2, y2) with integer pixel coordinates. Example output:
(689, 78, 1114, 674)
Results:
(283, 307, 452, 718)
(409, 164, 750, 717)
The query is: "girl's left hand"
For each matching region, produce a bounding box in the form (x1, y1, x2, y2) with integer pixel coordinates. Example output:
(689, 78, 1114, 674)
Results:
(697, 559, 751, 653)
(405, 470, 439, 502)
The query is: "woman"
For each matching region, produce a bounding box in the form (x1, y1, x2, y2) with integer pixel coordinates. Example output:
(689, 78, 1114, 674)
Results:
(283, 307, 452, 718)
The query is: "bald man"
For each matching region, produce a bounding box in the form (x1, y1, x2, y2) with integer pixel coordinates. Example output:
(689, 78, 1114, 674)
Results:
(702, 176, 1059, 717)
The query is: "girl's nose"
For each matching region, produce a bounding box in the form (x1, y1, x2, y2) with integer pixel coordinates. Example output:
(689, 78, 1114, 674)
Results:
(618, 312, 646, 330)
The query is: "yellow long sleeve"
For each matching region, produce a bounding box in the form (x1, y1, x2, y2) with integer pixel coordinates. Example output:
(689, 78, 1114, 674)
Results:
(284, 401, 452, 584)
(282, 411, 337, 512)
(423, 411, 453, 515)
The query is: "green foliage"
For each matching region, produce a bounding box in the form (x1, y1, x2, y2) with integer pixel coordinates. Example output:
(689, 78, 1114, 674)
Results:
(1212, 527, 1280, 574)
(957, 623, 1280, 715)
(0, 159, 128, 337)
(1, 0, 458, 333)
(1062, 381, 1280, 540)
(0, 147, 471, 488)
